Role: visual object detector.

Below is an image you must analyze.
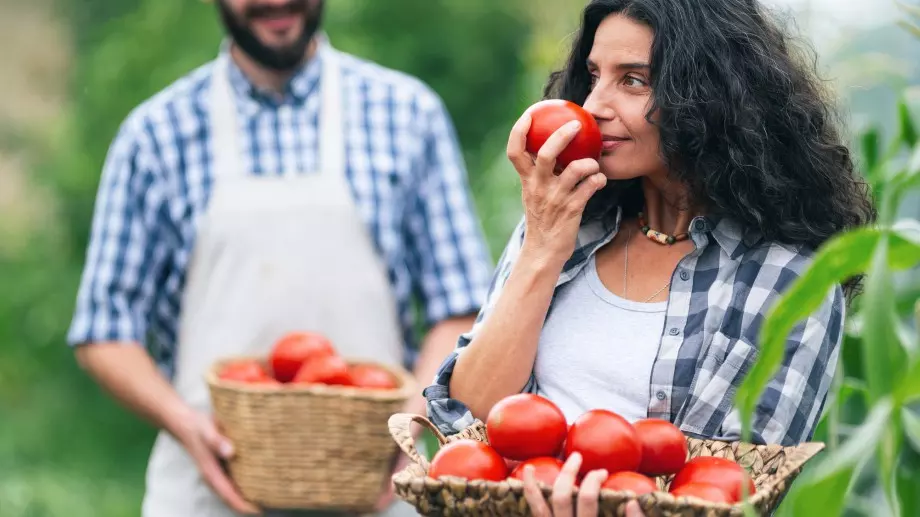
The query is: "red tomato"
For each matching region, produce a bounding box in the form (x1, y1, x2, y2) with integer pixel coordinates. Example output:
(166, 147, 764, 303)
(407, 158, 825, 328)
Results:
(633, 419, 688, 476)
(509, 457, 565, 486)
(669, 482, 733, 504)
(218, 360, 271, 383)
(564, 409, 641, 476)
(669, 456, 756, 503)
(270, 331, 336, 382)
(486, 394, 568, 461)
(291, 355, 352, 386)
(348, 364, 398, 390)
(428, 440, 509, 482)
(524, 99, 602, 170)
(601, 471, 658, 496)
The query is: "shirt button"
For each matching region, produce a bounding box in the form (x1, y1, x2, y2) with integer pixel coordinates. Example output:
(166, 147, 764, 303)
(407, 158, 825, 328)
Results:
(656, 391, 667, 401)
(693, 220, 706, 232)
(668, 327, 680, 336)
(679, 270, 690, 281)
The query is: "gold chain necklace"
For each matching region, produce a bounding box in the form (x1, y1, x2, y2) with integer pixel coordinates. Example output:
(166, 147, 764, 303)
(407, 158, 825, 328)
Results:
(623, 229, 671, 303)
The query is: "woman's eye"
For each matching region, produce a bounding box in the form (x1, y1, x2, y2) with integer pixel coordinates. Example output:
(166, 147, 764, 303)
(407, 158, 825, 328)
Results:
(624, 75, 647, 88)
(590, 74, 600, 87)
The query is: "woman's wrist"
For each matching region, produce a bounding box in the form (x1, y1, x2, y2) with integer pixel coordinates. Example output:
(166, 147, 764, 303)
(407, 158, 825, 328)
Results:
(519, 241, 569, 278)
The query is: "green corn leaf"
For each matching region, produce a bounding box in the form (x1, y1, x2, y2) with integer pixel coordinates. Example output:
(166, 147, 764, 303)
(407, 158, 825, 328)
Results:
(861, 127, 881, 173)
(896, 444, 920, 517)
(898, 100, 918, 148)
(896, 357, 920, 404)
(778, 398, 893, 517)
(735, 222, 920, 440)
(903, 406, 920, 453)
(860, 236, 908, 403)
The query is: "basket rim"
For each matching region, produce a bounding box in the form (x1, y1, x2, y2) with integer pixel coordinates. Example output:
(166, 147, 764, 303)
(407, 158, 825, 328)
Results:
(206, 355, 417, 401)
(392, 466, 763, 510)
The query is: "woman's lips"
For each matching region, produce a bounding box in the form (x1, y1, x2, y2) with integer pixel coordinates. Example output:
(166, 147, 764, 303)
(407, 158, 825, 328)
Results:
(601, 136, 629, 151)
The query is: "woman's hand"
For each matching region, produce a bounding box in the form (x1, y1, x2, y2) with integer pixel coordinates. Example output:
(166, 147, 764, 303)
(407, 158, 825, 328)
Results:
(506, 113, 608, 271)
(522, 452, 647, 517)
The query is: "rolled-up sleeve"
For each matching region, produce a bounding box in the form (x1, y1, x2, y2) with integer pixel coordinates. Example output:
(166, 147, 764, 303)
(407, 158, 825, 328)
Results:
(404, 87, 493, 327)
(718, 284, 845, 445)
(67, 116, 168, 350)
(423, 218, 540, 436)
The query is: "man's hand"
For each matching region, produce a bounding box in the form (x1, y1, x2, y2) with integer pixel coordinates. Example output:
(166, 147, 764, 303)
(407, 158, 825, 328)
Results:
(173, 412, 261, 515)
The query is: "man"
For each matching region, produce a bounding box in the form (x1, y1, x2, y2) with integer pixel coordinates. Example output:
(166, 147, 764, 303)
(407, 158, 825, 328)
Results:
(66, 1, 494, 515)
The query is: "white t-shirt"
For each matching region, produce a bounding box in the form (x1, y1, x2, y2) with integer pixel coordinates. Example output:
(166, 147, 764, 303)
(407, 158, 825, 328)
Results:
(534, 254, 667, 424)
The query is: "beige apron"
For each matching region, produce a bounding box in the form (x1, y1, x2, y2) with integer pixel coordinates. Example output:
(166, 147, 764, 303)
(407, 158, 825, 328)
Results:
(141, 40, 415, 517)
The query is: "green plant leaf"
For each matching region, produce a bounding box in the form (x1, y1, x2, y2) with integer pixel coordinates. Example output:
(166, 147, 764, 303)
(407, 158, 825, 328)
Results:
(896, 356, 920, 404)
(899, 20, 920, 39)
(735, 222, 920, 439)
(896, 439, 920, 517)
(860, 236, 909, 403)
(779, 398, 893, 517)
(861, 127, 881, 173)
(898, 100, 918, 148)
(903, 406, 920, 453)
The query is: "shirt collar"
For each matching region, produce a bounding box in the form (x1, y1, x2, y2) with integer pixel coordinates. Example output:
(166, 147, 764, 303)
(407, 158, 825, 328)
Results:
(217, 36, 324, 105)
(589, 206, 762, 260)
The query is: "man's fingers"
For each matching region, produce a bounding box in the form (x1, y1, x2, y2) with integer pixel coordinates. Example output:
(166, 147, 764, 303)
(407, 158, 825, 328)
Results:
(522, 465, 551, 517)
(199, 451, 261, 514)
(201, 418, 235, 459)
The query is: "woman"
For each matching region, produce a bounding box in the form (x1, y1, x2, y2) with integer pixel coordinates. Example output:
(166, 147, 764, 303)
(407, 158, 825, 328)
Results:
(424, 0, 873, 514)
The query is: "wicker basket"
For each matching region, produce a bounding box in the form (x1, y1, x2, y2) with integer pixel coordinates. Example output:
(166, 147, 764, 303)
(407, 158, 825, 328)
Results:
(387, 413, 825, 517)
(206, 356, 415, 512)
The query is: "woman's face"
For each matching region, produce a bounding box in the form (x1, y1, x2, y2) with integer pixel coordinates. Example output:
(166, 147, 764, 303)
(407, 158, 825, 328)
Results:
(583, 14, 666, 181)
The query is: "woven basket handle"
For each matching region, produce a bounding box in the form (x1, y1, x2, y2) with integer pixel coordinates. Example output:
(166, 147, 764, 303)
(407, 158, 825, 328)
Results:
(387, 413, 448, 471)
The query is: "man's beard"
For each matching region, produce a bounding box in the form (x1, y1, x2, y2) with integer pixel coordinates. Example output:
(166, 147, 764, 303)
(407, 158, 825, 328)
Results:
(217, 0, 324, 72)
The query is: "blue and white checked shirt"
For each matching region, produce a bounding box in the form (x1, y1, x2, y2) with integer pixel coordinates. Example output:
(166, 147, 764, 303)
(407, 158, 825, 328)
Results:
(424, 208, 845, 446)
(67, 46, 494, 378)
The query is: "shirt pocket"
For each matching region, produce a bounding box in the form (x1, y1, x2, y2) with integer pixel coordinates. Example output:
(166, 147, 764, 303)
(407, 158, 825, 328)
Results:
(678, 331, 759, 438)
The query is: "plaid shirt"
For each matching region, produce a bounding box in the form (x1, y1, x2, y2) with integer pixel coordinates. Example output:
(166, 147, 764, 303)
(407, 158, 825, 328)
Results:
(424, 207, 845, 446)
(67, 44, 493, 378)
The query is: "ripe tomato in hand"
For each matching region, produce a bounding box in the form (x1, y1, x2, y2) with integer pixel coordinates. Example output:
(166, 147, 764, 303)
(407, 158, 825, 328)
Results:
(669, 456, 756, 503)
(669, 482, 732, 503)
(601, 471, 658, 496)
(524, 99, 602, 170)
(270, 331, 336, 382)
(486, 394, 568, 461)
(348, 364, 398, 390)
(633, 419, 688, 476)
(509, 457, 565, 486)
(564, 409, 641, 476)
(219, 360, 271, 383)
(428, 440, 508, 482)
(292, 354, 352, 386)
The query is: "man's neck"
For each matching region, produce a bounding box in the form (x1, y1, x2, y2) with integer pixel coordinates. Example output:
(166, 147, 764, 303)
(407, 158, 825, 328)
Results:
(229, 38, 318, 95)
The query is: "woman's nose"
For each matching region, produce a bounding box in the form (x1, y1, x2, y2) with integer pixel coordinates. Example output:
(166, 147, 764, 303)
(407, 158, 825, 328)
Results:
(583, 89, 613, 122)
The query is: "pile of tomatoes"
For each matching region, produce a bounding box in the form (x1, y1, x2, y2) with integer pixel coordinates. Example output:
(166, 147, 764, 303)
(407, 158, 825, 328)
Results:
(216, 331, 399, 390)
(427, 394, 756, 505)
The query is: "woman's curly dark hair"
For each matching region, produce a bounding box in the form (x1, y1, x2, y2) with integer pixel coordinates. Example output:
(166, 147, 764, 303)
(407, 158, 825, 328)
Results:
(545, 0, 875, 298)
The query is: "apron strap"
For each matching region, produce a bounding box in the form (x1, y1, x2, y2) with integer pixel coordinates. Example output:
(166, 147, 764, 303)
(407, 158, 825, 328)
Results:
(208, 36, 346, 180)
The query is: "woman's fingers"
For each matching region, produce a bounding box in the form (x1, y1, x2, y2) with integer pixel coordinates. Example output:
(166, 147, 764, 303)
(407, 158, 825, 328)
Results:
(576, 469, 608, 517)
(522, 465, 552, 517)
(507, 112, 535, 175)
(534, 120, 584, 176)
(556, 158, 601, 193)
(550, 452, 583, 517)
